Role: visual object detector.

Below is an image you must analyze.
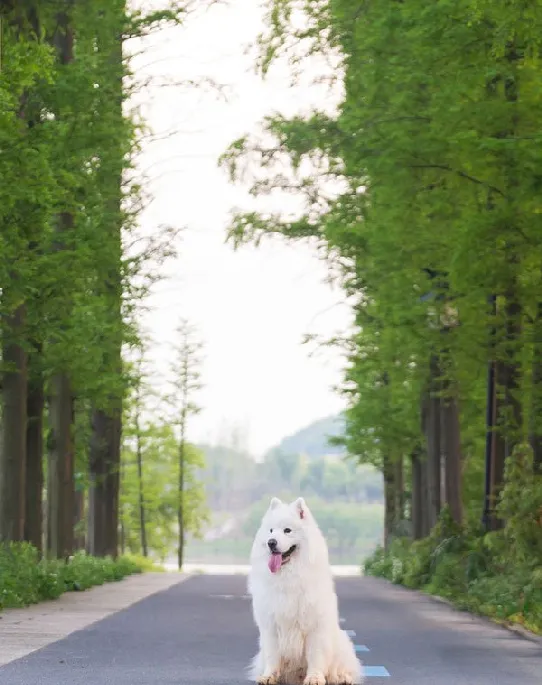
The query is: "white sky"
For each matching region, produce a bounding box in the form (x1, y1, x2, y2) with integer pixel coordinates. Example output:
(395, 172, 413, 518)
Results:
(129, 0, 353, 457)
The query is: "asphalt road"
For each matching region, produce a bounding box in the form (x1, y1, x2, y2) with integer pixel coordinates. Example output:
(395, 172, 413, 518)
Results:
(0, 574, 541, 684)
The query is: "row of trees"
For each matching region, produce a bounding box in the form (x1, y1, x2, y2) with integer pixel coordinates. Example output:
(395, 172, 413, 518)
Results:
(220, 1, 542, 547)
(0, 2, 201, 563)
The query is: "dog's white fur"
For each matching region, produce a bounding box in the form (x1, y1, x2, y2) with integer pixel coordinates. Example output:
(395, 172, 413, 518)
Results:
(247, 496, 363, 685)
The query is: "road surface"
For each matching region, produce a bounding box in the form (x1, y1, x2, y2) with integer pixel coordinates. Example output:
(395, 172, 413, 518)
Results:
(0, 574, 540, 684)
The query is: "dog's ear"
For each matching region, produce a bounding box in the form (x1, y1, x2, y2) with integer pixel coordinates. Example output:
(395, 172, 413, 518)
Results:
(269, 497, 282, 510)
(292, 497, 306, 519)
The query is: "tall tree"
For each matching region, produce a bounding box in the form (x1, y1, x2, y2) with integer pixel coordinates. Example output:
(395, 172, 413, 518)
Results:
(46, 4, 76, 560)
(87, 0, 126, 559)
(169, 319, 204, 570)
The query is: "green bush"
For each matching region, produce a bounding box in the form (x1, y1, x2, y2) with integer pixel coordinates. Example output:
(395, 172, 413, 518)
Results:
(123, 553, 165, 572)
(0, 543, 142, 611)
(363, 501, 542, 635)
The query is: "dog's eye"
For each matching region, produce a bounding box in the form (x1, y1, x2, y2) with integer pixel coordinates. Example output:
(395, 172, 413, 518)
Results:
(270, 528, 273, 533)
(284, 528, 292, 534)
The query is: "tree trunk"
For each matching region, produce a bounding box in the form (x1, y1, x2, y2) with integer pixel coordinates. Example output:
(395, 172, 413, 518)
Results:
(0, 304, 28, 542)
(489, 292, 522, 530)
(425, 355, 442, 530)
(88, 408, 120, 557)
(382, 453, 397, 549)
(178, 435, 185, 569)
(135, 408, 148, 557)
(394, 455, 404, 524)
(531, 302, 542, 473)
(47, 373, 74, 558)
(25, 351, 44, 551)
(105, 410, 121, 558)
(489, 359, 506, 531)
(420, 456, 430, 537)
(410, 447, 424, 540)
(88, 410, 106, 556)
(503, 294, 522, 458)
(441, 385, 463, 526)
(73, 489, 85, 551)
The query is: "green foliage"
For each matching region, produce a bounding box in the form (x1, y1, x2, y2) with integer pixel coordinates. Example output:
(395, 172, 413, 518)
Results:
(0, 544, 141, 611)
(0, 1, 208, 554)
(0, 1, 186, 391)
(180, 443, 210, 540)
(0, 2, 135, 392)
(120, 420, 209, 561)
(220, 0, 542, 478)
(123, 554, 166, 573)
(120, 404, 209, 562)
(218, 0, 542, 630)
(364, 504, 542, 634)
(496, 444, 542, 562)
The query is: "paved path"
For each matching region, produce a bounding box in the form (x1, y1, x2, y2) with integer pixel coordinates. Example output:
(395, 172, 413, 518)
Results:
(0, 573, 540, 684)
(0, 572, 184, 668)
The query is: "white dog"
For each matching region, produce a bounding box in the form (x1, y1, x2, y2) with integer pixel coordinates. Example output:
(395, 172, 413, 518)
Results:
(247, 496, 363, 685)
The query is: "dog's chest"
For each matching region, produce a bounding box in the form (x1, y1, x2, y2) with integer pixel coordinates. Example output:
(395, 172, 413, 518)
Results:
(271, 583, 318, 631)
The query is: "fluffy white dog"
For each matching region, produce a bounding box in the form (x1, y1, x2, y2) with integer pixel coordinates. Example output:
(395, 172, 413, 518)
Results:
(247, 496, 363, 685)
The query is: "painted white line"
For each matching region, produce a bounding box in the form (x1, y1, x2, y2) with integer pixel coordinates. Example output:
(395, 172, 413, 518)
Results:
(345, 629, 356, 637)
(355, 644, 369, 652)
(363, 666, 390, 677)
(340, 617, 346, 623)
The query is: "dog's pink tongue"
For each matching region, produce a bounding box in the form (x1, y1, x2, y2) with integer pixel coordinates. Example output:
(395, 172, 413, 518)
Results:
(268, 553, 282, 573)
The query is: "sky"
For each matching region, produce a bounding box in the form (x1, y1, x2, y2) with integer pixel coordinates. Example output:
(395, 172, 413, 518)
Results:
(128, 0, 353, 457)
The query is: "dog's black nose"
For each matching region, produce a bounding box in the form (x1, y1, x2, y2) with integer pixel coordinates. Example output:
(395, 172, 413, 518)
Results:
(268, 538, 278, 552)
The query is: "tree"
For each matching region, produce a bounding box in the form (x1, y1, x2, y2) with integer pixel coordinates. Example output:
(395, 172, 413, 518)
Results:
(46, 4, 76, 561)
(86, 0, 126, 560)
(169, 319, 207, 570)
(122, 344, 157, 557)
(121, 421, 181, 561)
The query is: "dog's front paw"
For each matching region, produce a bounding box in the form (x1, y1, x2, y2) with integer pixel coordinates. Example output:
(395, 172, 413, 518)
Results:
(337, 672, 354, 685)
(303, 673, 326, 685)
(257, 674, 279, 685)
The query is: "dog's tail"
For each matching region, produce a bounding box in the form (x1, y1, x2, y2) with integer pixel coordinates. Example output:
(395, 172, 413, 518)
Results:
(246, 650, 263, 682)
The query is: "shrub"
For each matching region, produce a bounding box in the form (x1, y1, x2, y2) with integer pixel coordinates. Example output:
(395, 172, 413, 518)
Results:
(123, 553, 165, 572)
(363, 505, 542, 635)
(0, 543, 142, 611)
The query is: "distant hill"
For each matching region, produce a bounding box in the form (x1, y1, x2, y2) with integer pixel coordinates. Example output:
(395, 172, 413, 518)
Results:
(266, 414, 346, 460)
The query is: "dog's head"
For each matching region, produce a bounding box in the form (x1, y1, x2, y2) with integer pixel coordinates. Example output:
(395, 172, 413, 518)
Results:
(252, 496, 315, 574)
